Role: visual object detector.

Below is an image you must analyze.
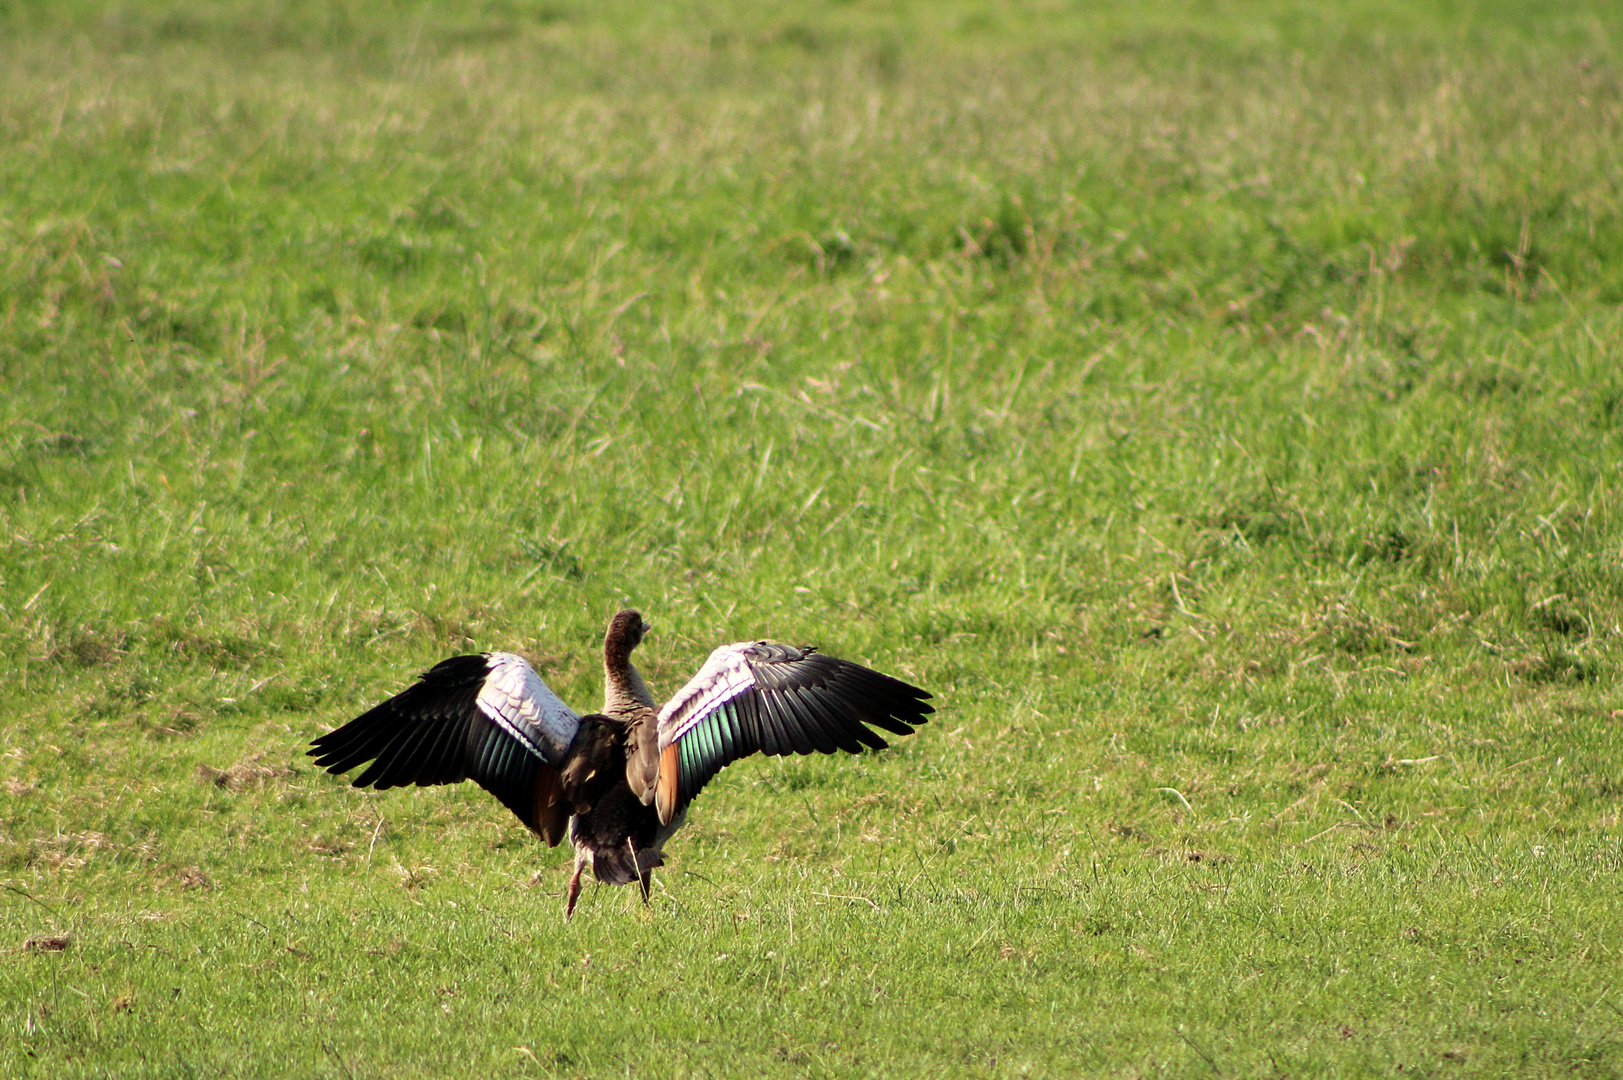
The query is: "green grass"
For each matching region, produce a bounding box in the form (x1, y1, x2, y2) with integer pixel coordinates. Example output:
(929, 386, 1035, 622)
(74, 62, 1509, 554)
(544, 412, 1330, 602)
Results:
(3, 0, 1623, 1075)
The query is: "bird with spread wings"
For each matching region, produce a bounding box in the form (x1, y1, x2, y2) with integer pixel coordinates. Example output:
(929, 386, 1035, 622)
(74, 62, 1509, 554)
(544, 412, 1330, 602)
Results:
(309, 609, 933, 915)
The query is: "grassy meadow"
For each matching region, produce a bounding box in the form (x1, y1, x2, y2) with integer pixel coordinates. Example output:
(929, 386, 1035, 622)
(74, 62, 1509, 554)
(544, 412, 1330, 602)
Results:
(3, 0, 1623, 1074)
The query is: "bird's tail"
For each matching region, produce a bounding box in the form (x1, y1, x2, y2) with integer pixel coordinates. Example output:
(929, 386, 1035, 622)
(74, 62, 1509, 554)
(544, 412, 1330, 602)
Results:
(591, 844, 665, 886)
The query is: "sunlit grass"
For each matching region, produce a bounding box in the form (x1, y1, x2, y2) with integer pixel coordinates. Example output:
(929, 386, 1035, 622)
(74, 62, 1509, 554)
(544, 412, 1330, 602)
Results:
(3, 1, 1622, 1076)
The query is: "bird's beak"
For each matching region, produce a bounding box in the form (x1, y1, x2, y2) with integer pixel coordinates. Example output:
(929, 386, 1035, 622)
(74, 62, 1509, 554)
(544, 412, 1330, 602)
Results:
(641, 621, 652, 636)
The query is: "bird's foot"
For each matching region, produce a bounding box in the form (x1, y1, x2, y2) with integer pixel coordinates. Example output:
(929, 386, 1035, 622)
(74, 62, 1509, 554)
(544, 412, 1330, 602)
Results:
(565, 860, 584, 919)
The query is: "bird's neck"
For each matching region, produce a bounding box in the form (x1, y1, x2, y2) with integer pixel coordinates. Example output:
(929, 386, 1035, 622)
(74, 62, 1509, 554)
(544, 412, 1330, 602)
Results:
(603, 653, 656, 718)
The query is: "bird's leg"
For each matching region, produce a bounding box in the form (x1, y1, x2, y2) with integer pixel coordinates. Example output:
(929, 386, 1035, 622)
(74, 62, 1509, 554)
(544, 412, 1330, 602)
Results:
(565, 854, 586, 919)
(627, 837, 652, 906)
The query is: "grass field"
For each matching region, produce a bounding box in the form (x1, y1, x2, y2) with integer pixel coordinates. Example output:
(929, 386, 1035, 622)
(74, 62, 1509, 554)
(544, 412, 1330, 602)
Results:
(3, 0, 1623, 1075)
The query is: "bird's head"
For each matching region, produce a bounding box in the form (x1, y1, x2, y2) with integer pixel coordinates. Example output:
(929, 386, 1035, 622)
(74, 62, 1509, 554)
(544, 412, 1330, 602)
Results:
(604, 608, 650, 663)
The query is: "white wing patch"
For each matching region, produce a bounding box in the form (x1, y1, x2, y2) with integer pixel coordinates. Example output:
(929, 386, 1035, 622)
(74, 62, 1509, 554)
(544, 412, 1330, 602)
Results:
(657, 642, 761, 750)
(476, 652, 581, 764)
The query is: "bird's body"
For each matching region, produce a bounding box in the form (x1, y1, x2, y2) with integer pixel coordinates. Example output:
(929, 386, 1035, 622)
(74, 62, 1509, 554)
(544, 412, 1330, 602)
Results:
(309, 609, 931, 915)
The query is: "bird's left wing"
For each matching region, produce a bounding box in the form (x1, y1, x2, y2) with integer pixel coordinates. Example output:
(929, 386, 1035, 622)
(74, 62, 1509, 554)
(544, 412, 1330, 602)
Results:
(308, 652, 581, 844)
(652, 641, 932, 824)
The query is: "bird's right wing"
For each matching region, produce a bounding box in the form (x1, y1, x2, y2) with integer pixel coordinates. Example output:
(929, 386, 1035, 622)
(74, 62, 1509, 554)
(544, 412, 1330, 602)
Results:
(308, 652, 581, 845)
(653, 641, 933, 824)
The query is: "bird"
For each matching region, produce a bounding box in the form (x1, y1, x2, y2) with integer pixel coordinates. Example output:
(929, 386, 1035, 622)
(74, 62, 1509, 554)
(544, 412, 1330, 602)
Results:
(308, 609, 932, 916)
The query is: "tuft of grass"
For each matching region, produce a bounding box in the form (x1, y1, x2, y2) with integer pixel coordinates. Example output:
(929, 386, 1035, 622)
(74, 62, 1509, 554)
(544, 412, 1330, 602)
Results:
(4, 0, 1623, 1076)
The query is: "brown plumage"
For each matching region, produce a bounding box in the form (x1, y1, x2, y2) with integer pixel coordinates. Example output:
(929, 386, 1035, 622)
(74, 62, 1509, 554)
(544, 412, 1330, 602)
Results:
(309, 608, 933, 916)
